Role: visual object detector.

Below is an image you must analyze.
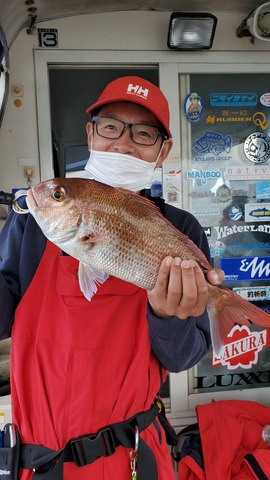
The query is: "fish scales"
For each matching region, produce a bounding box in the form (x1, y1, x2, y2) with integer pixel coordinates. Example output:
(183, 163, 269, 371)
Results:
(56, 179, 207, 290)
(21, 177, 270, 356)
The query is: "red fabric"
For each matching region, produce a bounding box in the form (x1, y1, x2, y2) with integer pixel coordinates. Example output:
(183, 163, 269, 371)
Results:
(178, 455, 205, 479)
(11, 240, 174, 479)
(178, 400, 270, 480)
(198, 400, 270, 479)
(241, 449, 270, 479)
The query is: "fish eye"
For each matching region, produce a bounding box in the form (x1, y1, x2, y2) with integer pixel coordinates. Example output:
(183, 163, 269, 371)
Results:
(52, 187, 66, 202)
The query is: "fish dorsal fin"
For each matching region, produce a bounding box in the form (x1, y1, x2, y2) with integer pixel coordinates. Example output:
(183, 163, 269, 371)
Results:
(78, 262, 109, 300)
(118, 188, 164, 215)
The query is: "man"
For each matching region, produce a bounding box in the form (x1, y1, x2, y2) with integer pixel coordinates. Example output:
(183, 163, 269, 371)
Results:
(0, 76, 224, 479)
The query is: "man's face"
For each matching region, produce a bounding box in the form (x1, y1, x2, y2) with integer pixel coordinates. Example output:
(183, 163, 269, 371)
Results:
(86, 101, 172, 167)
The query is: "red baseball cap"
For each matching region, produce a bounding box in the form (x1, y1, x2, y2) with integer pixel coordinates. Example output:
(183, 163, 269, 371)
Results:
(86, 76, 172, 138)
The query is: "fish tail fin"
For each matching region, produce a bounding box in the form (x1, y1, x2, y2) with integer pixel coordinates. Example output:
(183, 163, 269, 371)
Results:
(207, 286, 270, 356)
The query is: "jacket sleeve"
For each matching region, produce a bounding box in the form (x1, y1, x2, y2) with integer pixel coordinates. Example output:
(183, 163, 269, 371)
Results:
(0, 271, 17, 340)
(147, 307, 211, 373)
(0, 205, 45, 339)
(147, 204, 212, 373)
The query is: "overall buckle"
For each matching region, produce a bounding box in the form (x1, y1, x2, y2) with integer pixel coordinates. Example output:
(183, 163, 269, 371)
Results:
(71, 428, 115, 467)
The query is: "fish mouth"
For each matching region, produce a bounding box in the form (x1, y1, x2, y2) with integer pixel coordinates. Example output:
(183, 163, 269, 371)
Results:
(12, 188, 39, 215)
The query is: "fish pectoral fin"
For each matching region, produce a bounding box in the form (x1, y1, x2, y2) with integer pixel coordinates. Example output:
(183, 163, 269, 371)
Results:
(78, 233, 109, 245)
(78, 262, 109, 301)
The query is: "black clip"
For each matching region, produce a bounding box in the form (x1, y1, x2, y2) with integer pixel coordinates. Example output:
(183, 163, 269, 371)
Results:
(71, 428, 115, 467)
(0, 191, 15, 206)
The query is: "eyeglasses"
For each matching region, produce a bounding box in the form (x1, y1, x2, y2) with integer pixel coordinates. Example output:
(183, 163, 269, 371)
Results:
(92, 116, 167, 146)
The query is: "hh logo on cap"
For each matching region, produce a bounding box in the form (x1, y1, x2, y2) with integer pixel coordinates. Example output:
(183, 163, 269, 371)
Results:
(126, 83, 149, 100)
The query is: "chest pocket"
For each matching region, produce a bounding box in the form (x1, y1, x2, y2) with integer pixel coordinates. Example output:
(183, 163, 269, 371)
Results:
(56, 254, 148, 351)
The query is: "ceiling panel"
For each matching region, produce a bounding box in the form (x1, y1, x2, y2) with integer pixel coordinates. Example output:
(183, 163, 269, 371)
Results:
(0, 0, 266, 46)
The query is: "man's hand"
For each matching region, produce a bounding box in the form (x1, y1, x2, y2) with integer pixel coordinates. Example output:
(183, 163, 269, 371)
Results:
(147, 256, 225, 320)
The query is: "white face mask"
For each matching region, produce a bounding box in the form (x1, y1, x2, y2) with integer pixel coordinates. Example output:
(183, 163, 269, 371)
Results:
(84, 149, 160, 191)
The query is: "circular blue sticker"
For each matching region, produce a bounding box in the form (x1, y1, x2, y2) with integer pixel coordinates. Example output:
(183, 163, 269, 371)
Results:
(228, 206, 243, 220)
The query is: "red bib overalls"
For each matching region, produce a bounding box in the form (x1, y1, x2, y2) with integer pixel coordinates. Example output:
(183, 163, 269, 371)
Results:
(11, 241, 175, 479)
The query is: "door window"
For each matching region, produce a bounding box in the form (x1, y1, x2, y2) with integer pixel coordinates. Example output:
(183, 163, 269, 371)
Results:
(180, 74, 270, 398)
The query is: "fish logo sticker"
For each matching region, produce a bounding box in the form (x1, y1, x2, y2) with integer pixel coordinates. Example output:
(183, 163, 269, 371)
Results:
(245, 203, 270, 222)
(228, 206, 242, 221)
(184, 92, 203, 123)
(244, 132, 270, 164)
(193, 131, 232, 156)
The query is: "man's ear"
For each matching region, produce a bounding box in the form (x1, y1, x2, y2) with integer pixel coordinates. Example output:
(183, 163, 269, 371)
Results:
(156, 139, 173, 168)
(86, 122, 92, 150)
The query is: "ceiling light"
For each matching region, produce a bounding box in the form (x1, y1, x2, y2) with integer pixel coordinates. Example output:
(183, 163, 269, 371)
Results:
(167, 13, 217, 51)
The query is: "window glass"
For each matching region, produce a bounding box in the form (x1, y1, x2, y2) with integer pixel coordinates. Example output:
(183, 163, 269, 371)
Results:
(181, 74, 270, 395)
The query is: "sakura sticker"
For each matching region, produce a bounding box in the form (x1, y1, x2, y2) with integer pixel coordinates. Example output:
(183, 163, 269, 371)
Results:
(184, 92, 203, 123)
